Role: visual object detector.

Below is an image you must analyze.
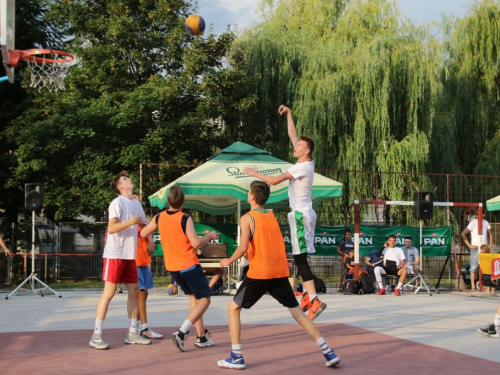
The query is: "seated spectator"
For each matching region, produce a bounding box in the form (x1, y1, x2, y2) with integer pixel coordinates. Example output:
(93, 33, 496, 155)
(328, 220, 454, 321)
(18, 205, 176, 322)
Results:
(403, 236, 420, 287)
(374, 235, 407, 296)
(365, 248, 384, 286)
(344, 249, 355, 279)
(196, 248, 225, 290)
(337, 229, 354, 276)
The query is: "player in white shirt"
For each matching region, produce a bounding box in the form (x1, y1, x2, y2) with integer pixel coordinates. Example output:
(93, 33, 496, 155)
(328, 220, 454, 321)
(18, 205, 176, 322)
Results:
(244, 105, 326, 321)
(89, 171, 151, 350)
(374, 235, 407, 296)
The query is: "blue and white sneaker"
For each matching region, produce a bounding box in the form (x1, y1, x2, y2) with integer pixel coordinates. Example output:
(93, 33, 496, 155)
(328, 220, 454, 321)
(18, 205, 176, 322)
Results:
(217, 351, 246, 370)
(324, 350, 340, 367)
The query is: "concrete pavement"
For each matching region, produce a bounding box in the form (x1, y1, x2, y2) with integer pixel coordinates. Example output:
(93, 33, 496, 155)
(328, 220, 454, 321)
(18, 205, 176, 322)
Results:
(0, 288, 498, 374)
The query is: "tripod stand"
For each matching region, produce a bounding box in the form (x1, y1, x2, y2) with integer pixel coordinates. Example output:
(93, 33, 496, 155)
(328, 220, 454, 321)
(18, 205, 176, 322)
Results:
(5, 210, 62, 299)
(403, 219, 439, 296)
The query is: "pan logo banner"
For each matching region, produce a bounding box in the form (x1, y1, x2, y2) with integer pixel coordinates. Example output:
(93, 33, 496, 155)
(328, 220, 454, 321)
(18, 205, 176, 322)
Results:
(280, 225, 451, 256)
(153, 223, 451, 257)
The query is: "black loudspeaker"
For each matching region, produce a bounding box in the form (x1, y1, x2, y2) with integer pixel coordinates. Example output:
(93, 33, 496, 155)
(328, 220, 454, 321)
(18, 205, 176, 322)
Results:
(201, 243, 228, 258)
(413, 191, 434, 220)
(25, 183, 43, 210)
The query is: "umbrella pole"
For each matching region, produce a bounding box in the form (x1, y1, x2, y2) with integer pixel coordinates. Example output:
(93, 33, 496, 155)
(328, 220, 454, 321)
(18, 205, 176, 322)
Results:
(237, 200, 243, 281)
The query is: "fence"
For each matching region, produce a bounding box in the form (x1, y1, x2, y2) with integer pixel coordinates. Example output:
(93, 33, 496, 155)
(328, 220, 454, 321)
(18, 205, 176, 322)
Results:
(3, 165, 500, 289)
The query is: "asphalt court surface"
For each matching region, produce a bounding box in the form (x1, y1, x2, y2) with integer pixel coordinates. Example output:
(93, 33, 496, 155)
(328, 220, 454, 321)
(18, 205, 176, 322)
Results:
(1, 289, 499, 374)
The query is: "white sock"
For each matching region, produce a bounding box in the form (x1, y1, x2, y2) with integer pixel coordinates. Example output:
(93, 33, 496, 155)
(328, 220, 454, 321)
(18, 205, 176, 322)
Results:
(316, 337, 332, 354)
(494, 314, 500, 327)
(232, 344, 242, 356)
(130, 318, 138, 333)
(377, 282, 383, 289)
(141, 322, 149, 331)
(397, 282, 403, 290)
(309, 293, 317, 301)
(94, 318, 104, 334)
(179, 319, 193, 334)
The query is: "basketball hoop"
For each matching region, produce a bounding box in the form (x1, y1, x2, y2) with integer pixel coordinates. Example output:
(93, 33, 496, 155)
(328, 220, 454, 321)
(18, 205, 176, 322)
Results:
(7, 48, 75, 92)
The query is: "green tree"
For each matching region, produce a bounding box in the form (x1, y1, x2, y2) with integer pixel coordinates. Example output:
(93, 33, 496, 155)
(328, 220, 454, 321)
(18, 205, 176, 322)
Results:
(232, 0, 442, 223)
(439, 0, 500, 176)
(6, 0, 253, 221)
(0, 0, 65, 237)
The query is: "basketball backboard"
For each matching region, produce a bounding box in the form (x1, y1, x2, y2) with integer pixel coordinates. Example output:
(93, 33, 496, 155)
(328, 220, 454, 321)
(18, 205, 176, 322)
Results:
(0, 0, 15, 83)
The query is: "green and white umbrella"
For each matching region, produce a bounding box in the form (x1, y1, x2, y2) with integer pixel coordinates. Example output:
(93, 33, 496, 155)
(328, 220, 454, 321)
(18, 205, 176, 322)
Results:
(486, 195, 500, 211)
(149, 142, 343, 214)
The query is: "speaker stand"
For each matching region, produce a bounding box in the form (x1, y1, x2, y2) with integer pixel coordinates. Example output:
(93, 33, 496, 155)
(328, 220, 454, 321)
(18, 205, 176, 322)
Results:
(5, 210, 63, 300)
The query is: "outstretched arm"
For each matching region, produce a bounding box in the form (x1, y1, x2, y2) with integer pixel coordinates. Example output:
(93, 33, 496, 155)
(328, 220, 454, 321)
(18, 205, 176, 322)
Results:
(243, 168, 292, 185)
(185, 217, 218, 248)
(278, 105, 299, 145)
(221, 214, 251, 267)
(140, 215, 159, 237)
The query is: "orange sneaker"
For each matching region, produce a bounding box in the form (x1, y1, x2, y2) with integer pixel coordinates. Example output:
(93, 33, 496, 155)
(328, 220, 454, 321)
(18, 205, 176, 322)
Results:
(394, 288, 400, 296)
(300, 292, 312, 312)
(308, 297, 327, 321)
(376, 288, 386, 295)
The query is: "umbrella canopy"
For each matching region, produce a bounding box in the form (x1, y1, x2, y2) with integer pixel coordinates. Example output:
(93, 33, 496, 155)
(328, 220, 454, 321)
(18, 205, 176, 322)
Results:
(149, 142, 343, 214)
(486, 195, 500, 211)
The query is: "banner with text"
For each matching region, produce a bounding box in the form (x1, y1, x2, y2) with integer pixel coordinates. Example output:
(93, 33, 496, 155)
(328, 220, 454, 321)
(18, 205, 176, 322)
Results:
(153, 223, 451, 257)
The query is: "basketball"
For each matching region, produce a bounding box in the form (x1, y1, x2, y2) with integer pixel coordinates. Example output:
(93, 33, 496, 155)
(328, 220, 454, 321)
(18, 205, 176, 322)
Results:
(166, 284, 178, 295)
(185, 14, 205, 36)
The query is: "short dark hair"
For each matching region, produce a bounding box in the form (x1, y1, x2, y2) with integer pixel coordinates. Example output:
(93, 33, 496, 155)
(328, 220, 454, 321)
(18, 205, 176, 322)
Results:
(110, 171, 129, 195)
(404, 236, 412, 241)
(300, 135, 315, 157)
(250, 180, 270, 205)
(168, 185, 185, 209)
(388, 234, 396, 240)
(345, 229, 352, 234)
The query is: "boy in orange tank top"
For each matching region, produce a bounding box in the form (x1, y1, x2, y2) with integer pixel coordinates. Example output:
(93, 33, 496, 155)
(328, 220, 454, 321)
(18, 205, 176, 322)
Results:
(141, 185, 219, 352)
(132, 193, 163, 340)
(217, 181, 340, 369)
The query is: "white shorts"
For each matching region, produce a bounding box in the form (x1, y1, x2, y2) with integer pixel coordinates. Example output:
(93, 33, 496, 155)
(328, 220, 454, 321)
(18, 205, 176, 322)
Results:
(288, 210, 316, 255)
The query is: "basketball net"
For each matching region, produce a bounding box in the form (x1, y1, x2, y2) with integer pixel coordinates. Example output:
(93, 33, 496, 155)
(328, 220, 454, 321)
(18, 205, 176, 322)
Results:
(25, 51, 74, 92)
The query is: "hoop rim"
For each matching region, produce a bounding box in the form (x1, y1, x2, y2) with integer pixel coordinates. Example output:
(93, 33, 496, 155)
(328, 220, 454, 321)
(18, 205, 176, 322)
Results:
(8, 48, 75, 67)
(20, 49, 75, 64)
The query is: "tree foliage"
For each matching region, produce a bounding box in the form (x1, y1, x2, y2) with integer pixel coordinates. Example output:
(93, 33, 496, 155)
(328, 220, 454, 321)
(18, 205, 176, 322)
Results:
(439, 0, 500, 176)
(230, 0, 445, 224)
(4, 0, 252, 221)
(0, 0, 65, 233)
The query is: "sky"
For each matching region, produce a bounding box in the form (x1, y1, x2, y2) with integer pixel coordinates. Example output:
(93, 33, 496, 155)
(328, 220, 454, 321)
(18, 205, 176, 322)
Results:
(196, 0, 473, 35)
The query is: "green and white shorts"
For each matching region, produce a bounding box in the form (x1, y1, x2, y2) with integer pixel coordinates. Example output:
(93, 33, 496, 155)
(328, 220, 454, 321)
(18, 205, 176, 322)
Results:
(288, 210, 317, 255)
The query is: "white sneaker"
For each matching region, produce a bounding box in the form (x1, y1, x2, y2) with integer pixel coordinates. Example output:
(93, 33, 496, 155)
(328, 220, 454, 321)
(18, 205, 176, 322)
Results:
(89, 333, 110, 350)
(125, 331, 152, 345)
(140, 327, 163, 339)
(195, 329, 215, 348)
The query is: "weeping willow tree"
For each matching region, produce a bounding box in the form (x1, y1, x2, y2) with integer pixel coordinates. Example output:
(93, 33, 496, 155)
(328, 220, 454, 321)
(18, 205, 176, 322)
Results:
(439, 0, 500, 177)
(231, 0, 442, 223)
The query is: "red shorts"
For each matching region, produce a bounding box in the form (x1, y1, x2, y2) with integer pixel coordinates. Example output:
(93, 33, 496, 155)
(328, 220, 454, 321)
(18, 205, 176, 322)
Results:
(102, 258, 138, 284)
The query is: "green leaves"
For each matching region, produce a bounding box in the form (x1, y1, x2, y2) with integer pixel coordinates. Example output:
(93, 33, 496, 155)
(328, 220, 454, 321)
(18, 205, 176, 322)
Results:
(3, 0, 252, 221)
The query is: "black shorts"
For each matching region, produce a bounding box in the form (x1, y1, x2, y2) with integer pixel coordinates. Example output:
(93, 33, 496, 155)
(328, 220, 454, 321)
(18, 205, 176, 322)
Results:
(233, 277, 299, 309)
(171, 265, 212, 299)
(382, 260, 398, 276)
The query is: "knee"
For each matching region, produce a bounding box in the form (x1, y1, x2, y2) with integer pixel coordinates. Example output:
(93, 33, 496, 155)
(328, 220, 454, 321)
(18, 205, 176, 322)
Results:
(228, 303, 241, 317)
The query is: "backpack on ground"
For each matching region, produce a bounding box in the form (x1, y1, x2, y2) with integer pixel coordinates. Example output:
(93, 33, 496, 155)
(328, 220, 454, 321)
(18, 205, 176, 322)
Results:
(358, 274, 375, 294)
(313, 275, 327, 294)
(341, 279, 359, 295)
